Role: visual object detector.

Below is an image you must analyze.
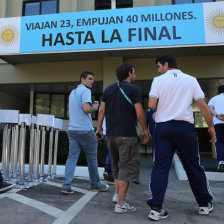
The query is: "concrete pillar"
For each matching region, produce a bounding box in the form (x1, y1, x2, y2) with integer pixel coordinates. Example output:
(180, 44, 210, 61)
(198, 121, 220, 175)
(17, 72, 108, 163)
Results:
(72, 0, 78, 12)
(102, 57, 123, 90)
(111, 0, 116, 9)
(0, 0, 7, 18)
(29, 85, 34, 115)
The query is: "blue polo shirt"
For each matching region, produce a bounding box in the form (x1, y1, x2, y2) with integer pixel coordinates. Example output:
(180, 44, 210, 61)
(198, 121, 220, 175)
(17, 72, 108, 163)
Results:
(68, 84, 94, 131)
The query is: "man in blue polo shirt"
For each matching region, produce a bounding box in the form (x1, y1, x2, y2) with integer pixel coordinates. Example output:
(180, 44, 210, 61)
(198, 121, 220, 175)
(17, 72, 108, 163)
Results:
(62, 71, 109, 194)
(147, 54, 215, 221)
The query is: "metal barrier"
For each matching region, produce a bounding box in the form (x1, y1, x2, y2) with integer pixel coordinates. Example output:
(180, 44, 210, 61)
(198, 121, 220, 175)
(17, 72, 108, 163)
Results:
(0, 110, 63, 188)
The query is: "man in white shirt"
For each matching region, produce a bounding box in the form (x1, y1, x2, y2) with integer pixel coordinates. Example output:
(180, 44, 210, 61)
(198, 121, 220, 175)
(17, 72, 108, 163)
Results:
(147, 54, 215, 221)
(208, 85, 224, 172)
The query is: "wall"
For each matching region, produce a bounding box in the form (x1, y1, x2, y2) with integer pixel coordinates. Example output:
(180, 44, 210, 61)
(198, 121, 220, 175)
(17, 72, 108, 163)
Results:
(0, 59, 103, 84)
(0, 55, 224, 86)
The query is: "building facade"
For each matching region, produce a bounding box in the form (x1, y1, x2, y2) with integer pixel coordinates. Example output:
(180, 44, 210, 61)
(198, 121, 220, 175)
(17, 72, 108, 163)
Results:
(0, 0, 223, 139)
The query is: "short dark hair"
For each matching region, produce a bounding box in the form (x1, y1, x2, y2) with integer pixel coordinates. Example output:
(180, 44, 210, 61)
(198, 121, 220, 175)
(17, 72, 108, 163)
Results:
(80, 71, 94, 82)
(116, 62, 134, 81)
(218, 85, 224, 94)
(156, 54, 178, 69)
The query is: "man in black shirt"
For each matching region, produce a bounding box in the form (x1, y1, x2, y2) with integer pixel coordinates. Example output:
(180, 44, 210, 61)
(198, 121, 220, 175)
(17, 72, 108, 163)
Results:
(96, 62, 149, 214)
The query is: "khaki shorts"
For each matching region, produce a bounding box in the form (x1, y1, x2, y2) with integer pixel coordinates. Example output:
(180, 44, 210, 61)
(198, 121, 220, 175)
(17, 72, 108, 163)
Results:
(107, 137, 140, 182)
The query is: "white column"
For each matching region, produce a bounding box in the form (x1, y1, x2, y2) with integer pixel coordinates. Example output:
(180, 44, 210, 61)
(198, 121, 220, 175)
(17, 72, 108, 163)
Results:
(111, 0, 116, 9)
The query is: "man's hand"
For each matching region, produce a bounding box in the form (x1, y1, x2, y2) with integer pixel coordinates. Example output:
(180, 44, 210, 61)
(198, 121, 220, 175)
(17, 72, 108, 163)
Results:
(95, 129, 103, 141)
(208, 126, 216, 143)
(140, 129, 150, 145)
(217, 114, 224, 121)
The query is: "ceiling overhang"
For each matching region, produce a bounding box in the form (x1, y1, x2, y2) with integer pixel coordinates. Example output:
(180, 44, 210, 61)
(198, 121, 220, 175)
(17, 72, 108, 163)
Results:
(0, 44, 224, 65)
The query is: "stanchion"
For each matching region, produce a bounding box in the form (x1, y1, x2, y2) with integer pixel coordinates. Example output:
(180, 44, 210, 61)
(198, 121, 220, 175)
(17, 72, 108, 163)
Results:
(4, 125, 11, 181)
(0, 110, 19, 182)
(36, 114, 55, 182)
(12, 125, 19, 179)
(28, 116, 36, 182)
(47, 127, 54, 178)
(33, 125, 41, 182)
(40, 126, 46, 182)
(52, 118, 63, 179)
(1, 125, 7, 173)
(16, 114, 32, 189)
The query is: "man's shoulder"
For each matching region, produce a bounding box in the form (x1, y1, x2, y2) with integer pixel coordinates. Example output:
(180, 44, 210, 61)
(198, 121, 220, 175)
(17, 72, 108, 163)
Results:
(104, 83, 117, 92)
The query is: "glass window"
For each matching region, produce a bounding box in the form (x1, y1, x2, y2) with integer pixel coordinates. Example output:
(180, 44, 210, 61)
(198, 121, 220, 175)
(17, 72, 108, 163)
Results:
(95, 0, 111, 10)
(24, 2, 40, 16)
(35, 93, 50, 114)
(23, 0, 58, 16)
(116, 0, 133, 8)
(51, 94, 65, 118)
(41, 0, 57, 14)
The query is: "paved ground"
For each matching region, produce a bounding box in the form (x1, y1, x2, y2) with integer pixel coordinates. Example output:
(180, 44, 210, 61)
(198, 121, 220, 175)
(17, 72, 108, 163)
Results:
(0, 155, 224, 224)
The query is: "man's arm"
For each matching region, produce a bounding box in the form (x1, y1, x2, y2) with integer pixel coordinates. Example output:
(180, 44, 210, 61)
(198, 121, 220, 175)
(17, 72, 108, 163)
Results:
(95, 101, 105, 140)
(148, 97, 158, 111)
(208, 105, 224, 121)
(83, 102, 99, 113)
(196, 98, 216, 142)
(134, 102, 150, 144)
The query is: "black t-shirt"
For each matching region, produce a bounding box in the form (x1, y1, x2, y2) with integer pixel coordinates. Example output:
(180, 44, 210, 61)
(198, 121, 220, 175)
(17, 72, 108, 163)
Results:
(101, 81, 143, 137)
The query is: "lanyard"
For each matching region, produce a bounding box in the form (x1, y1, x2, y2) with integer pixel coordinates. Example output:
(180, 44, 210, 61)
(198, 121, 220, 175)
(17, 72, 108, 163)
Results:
(117, 82, 134, 107)
(74, 89, 82, 103)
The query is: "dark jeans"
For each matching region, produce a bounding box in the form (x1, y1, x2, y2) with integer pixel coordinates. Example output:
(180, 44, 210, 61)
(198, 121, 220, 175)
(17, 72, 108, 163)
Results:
(214, 124, 224, 161)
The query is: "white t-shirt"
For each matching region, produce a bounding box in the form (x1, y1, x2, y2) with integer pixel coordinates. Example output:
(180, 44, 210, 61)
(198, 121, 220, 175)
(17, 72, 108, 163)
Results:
(208, 93, 224, 125)
(149, 69, 204, 124)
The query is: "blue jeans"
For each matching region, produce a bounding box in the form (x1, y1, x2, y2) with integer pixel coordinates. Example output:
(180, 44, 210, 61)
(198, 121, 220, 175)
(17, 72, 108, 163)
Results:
(62, 130, 100, 190)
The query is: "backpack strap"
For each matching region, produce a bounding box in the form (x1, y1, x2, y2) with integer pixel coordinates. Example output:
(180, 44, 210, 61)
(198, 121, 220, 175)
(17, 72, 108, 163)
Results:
(117, 82, 134, 107)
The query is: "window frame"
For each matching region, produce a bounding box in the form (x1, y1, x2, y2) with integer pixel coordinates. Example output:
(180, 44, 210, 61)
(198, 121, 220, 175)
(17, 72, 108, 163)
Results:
(22, 0, 59, 16)
(95, 0, 133, 10)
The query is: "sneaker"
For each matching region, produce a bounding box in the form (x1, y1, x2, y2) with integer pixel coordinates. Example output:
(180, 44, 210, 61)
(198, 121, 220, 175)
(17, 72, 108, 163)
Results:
(0, 182, 15, 193)
(103, 171, 109, 181)
(148, 209, 168, 221)
(61, 189, 74, 195)
(217, 161, 224, 172)
(115, 202, 136, 214)
(199, 202, 213, 215)
(91, 183, 109, 192)
(112, 194, 118, 203)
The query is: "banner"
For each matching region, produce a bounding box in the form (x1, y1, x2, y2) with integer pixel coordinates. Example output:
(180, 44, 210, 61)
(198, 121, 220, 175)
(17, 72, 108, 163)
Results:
(0, 2, 223, 55)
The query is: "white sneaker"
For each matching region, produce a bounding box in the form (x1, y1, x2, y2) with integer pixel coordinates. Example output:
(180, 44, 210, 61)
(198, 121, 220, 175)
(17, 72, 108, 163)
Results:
(199, 203, 213, 215)
(115, 202, 136, 213)
(148, 209, 168, 221)
(112, 194, 118, 203)
(217, 161, 224, 172)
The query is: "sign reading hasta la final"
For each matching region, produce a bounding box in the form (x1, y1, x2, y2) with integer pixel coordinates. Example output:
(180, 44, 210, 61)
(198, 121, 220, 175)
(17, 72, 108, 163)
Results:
(0, 2, 223, 54)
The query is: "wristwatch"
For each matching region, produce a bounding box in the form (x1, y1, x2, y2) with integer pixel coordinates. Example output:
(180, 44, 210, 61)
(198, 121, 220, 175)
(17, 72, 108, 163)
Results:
(216, 114, 218, 118)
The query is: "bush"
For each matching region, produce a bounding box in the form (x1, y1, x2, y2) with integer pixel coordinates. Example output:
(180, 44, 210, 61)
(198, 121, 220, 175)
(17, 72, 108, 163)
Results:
(0, 129, 107, 167)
